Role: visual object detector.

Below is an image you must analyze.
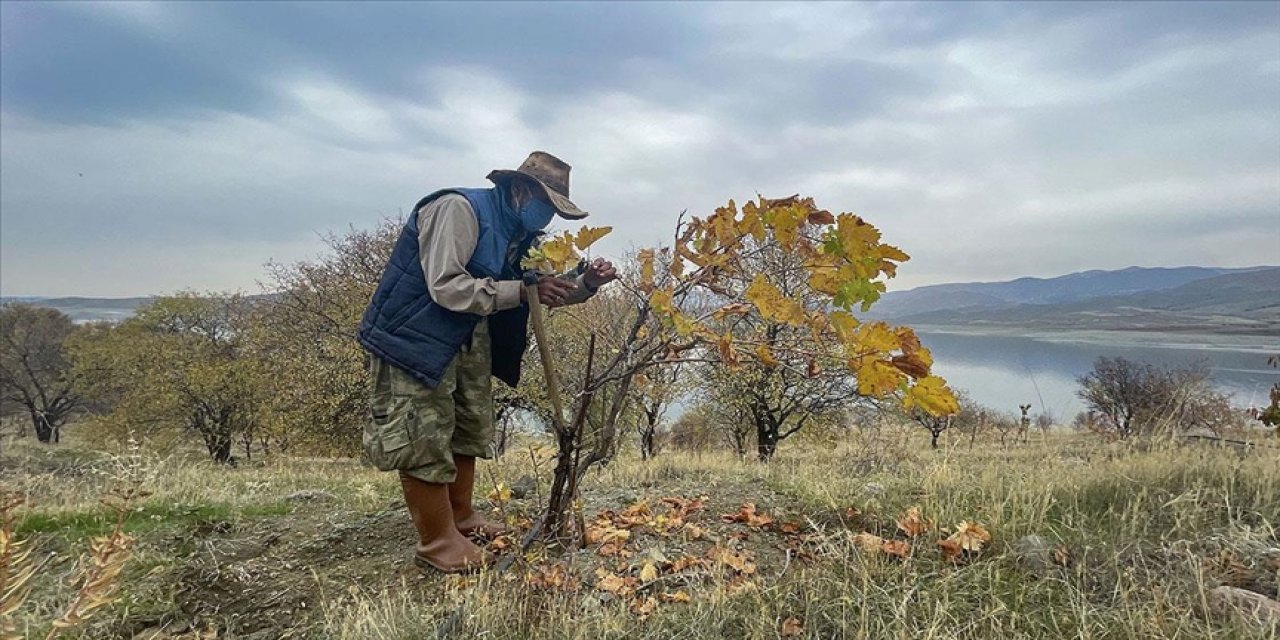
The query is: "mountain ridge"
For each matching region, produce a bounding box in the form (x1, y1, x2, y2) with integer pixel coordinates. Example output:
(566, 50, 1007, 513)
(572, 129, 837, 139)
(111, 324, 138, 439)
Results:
(878, 267, 1280, 335)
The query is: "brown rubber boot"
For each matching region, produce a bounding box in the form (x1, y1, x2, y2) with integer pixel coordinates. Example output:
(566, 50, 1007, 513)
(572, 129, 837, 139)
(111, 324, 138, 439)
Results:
(399, 472, 493, 574)
(449, 455, 511, 538)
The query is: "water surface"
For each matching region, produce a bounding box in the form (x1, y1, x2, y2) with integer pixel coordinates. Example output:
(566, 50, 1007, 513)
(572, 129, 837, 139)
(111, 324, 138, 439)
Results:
(916, 329, 1280, 421)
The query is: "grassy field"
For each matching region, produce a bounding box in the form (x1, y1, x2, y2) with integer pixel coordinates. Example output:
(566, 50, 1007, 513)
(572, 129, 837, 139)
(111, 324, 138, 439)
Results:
(2, 427, 1278, 639)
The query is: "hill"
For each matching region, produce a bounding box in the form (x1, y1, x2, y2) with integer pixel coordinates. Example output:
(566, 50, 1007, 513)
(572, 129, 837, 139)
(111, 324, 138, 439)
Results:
(886, 267, 1280, 334)
(871, 266, 1274, 319)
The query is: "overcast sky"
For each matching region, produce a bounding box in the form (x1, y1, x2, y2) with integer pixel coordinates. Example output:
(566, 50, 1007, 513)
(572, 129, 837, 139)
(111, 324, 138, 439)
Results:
(1, 1, 1277, 297)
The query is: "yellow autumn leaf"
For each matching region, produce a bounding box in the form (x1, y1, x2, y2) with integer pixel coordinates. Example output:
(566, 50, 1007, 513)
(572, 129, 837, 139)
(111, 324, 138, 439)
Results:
(834, 213, 882, 250)
(574, 225, 613, 250)
(856, 359, 902, 396)
(672, 312, 705, 338)
(739, 207, 765, 241)
(754, 344, 779, 368)
(855, 322, 901, 353)
(829, 310, 859, 340)
(808, 268, 843, 295)
(639, 561, 659, 582)
(637, 248, 656, 293)
(903, 375, 959, 416)
(540, 236, 577, 272)
(879, 243, 909, 263)
(745, 274, 806, 326)
(661, 590, 692, 603)
(486, 483, 512, 504)
(649, 288, 674, 315)
(669, 254, 685, 279)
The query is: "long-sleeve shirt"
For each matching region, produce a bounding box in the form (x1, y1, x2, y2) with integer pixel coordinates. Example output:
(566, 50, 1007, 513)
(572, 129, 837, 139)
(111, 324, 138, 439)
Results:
(417, 194, 594, 315)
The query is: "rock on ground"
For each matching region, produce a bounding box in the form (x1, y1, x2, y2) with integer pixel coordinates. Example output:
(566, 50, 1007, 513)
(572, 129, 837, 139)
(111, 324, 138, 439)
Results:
(1208, 586, 1280, 630)
(1011, 534, 1055, 572)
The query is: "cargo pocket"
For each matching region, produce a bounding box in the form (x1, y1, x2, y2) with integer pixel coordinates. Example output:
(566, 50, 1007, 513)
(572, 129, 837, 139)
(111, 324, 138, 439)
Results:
(363, 397, 419, 471)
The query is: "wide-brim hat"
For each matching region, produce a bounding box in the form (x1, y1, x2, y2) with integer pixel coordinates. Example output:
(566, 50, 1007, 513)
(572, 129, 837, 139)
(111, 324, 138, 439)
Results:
(487, 151, 588, 220)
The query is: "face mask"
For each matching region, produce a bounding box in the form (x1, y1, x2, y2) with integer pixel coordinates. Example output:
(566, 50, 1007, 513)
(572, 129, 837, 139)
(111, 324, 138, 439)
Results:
(517, 197, 556, 232)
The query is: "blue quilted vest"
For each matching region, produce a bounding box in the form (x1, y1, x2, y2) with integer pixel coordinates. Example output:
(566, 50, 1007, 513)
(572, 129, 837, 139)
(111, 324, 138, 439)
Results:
(357, 187, 533, 389)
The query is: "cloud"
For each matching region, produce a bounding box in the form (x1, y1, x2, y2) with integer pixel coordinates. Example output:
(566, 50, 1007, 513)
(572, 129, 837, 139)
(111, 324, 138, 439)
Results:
(1, 2, 1277, 297)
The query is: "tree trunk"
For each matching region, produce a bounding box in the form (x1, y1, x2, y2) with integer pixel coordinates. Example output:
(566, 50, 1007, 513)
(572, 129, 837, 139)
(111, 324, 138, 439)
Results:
(30, 411, 53, 444)
(756, 421, 778, 461)
(207, 432, 233, 464)
(639, 426, 656, 460)
(544, 430, 577, 539)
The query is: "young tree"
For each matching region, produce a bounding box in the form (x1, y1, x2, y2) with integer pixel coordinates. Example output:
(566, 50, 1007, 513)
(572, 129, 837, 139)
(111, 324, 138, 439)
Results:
(907, 389, 988, 449)
(69, 294, 267, 463)
(0, 304, 80, 444)
(520, 194, 958, 540)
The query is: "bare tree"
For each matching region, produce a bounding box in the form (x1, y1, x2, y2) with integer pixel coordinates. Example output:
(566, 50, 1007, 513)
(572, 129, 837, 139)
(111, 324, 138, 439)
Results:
(1077, 356, 1239, 438)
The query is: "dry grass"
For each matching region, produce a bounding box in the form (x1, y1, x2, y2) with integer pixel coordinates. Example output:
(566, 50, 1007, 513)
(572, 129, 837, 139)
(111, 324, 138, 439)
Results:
(3, 428, 1278, 639)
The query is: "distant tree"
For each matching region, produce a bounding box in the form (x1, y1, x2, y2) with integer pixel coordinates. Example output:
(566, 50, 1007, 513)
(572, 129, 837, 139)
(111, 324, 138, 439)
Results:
(0, 304, 80, 443)
(1076, 356, 1240, 438)
(253, 221, 399, 453)
(630, 361, 686, 460)
(666, 404, 714, 453)
(909, 389, 984, 449)
(69, 294, 267, 463)
(1035, 412, 1054, 434)
(912, 411, 951, 449)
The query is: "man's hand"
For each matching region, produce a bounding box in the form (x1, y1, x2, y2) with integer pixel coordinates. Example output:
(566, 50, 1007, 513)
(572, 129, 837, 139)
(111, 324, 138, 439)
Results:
(583, 258, 618, 291)
(522, 276, 577, 307)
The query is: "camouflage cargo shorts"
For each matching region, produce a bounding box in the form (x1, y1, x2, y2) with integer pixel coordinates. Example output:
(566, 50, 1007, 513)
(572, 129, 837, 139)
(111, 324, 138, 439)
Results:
(363, 321, 494, 484)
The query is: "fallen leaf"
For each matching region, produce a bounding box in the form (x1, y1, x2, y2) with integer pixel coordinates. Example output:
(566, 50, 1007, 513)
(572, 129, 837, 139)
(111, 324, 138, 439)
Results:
(708, 545, 757, 575)
(781, 617, 805, 637)
(881, 539, 911, 559)
(669, 555, 705, 572)
(1053, 544, 1073, 567)
(630, 595, 658, 619)
(947, 521, 991, 553)
(851, 532, 885, 553)
(682, 523, 709, 540)
(617, 501, 653, 528)
(937, 538, 963, 563)
(594, 568, 637, 597)
(639, 561, 659, 583)
(660, 590, 692, 603)
(721, 502, 774, 528)
(485, 483, 512, 504)
(895, 506, 931, 538)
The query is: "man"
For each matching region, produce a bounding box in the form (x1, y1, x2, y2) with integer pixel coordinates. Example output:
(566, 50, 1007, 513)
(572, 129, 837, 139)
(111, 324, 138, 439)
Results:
(357, 151, 616, 573)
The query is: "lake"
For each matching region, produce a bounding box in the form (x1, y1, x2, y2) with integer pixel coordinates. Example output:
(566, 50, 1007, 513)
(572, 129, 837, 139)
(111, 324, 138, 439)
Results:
(915, 328, 1280, 421)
